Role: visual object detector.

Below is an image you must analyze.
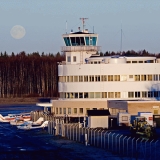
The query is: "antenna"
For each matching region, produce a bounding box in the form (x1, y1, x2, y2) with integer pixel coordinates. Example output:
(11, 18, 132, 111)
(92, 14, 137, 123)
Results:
(66, 21, 67, 34)
(80, 18, 88, 32)
(120, 23, 122, 54)
(93, 26, 94, 33)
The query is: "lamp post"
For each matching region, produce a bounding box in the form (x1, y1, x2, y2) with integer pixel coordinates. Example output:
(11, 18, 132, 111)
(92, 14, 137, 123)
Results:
(111, 119, 113, 128)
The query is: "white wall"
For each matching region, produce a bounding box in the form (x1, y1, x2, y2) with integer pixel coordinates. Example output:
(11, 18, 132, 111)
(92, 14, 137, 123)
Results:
(58, 63, 160, 96)
(88, 116, 109, 128)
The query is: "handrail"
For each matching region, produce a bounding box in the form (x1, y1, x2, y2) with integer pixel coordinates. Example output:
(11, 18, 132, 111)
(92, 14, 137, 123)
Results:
(61, 46, 101, 52)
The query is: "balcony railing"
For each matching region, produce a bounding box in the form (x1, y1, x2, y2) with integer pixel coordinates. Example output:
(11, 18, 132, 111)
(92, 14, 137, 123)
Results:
(61, 46, 101, 52)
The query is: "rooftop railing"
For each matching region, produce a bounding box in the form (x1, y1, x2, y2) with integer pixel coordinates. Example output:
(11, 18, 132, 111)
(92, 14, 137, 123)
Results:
(61, 46, 101, 52)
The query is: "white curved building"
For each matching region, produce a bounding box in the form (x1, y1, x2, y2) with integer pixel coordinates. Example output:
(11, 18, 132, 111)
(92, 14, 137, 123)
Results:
(50, 25, 160, 119)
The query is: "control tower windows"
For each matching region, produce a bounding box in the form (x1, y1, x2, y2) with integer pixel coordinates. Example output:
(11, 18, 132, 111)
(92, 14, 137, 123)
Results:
(85, 37, 97, 46)
(64, 37, 71, 46)
(70, 37, 85, 46)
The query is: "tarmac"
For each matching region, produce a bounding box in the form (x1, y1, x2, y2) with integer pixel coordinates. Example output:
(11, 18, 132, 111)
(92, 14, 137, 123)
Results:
(0, 122, 132, 160)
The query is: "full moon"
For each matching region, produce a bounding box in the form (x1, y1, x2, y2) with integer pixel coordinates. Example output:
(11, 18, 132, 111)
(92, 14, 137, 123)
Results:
(10, 25, 26, 39)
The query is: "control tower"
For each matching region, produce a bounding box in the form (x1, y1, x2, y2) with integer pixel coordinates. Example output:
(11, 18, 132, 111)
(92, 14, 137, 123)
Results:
(61, 18, 101, 64)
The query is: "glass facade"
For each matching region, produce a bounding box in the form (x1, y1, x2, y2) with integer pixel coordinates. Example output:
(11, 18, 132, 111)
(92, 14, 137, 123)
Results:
(64, 36, 97, 46)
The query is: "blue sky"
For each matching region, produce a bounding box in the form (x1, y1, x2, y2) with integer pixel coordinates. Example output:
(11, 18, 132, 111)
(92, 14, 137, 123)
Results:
(0, 0, 160, 54)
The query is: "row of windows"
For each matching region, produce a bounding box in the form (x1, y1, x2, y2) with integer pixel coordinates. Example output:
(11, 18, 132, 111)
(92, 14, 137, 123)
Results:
(59, 74, 160, 82)
(67, 56, 77, 62)
(63, 36, 97, 46)
(59, 91, 160, 99)
(88, 60, 154, 64)
(55, 107, 126, 115)
(56, 107, 99, 115)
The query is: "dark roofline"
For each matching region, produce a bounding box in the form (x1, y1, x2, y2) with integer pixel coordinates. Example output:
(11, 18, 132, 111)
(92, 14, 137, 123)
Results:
(87, 110, 110, 116)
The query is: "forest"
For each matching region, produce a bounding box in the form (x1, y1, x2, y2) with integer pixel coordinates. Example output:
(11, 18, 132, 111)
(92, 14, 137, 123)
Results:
(0, 50, 159, 98)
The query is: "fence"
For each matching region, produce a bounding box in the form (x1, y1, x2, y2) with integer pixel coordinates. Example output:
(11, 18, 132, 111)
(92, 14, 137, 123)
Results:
(48, 122, 160, 160)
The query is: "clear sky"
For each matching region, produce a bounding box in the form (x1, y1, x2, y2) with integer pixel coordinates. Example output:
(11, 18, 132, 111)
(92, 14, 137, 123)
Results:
(0, 0, 160, 54)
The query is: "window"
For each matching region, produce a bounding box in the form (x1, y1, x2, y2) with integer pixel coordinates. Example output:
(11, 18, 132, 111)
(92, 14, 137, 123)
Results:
(132, 61, 137, 63)
(66, 76, 69, 82)
(56, 108, 58, 114)
(68, 108, 71, 114)
(73, 56, 76, 62)
(148, 91, 153, 97)
(79, 92, 83, 98)
(135, 75, 140, 81)
(74, 76, 78, 82)
(102, 92, 107, 98)
(108, 75, 113, 81)
(135, 92, 140, 98)
(66, 93, 70, 98)
(70, 93, 74, 98)
(142, 91, 147, 98)
(108, 92, 114, 98)
(89, 92, 94, 98)
(63, 108, 66, 114)
(75, 93, 78, 98)
(121, 75, 127, 81)
(60, 108, 62, 114)
(111, 109, 118, 115)
(122, 116, 128, 121)
(154, 75, 158, 81)
(74, 108, 77, 114)
(79, 76, 83, 82)
(67, 56, 71, 62)
(79, 108, 83, 114)
(128, 92, 134, 98)
(84, 92, 88, 98)
(89, 75, 94, 82)
(84, 76, 88, 82)
(141, 75, 146, 81)
(95, 75, 100, 81)
(154, 91, 159, 97)
(127, 61, 131, 63)
(70, 76, 73, 82)
(101, 75, 107, 81)
(129, 75, 133, 78)
(63, 37, 71, 46)
(115, 92, 121, 98)
(114, 75, 120, 81)
(95, 92, 101, 98)
(148, 75, 152, 81)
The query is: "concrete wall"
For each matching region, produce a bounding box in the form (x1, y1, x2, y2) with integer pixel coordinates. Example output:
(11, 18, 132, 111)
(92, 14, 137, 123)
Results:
(128, 101, 160, 115)
(107, 100, 160, 116)
(51, 100, 107, 117)
(88, 116, 109, 128)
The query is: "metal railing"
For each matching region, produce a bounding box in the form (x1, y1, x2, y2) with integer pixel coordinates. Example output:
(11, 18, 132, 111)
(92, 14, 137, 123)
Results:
(48, 121, 160, 159)
(61, 46, 101, 52)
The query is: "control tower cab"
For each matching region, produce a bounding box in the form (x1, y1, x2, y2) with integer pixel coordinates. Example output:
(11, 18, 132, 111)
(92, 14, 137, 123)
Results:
(61, 18, 101, 64)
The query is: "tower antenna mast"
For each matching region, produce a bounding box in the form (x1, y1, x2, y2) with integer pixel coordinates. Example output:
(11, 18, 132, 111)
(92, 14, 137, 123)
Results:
(80, 18, 88, 32)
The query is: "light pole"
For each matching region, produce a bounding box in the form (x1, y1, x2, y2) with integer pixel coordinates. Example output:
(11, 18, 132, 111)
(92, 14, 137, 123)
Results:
(111, 119, 113, 129)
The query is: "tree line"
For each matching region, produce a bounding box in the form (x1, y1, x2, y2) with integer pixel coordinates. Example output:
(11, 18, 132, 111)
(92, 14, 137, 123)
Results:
(0, 50, 159, 98)
(0, 51, 65, 98)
